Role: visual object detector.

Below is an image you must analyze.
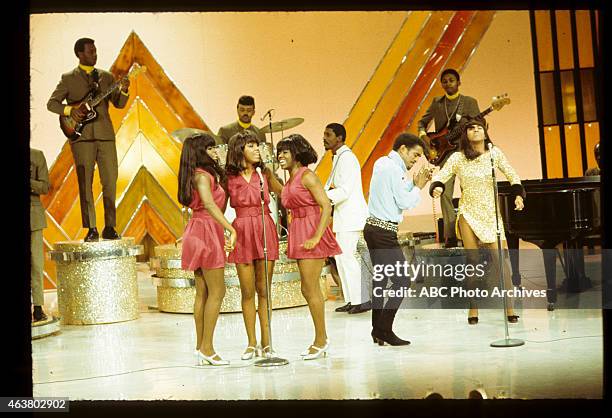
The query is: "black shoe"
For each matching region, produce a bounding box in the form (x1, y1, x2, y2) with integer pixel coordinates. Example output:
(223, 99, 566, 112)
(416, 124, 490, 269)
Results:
(348, 301, 372, 314)
(33, 306, 48, 322)
(468, 316, 479, 325)
(371, 329, 410, 346)
(507, 315, 520, 323)
(102, 227, 121, 240)
(84, 228, 99, 242)
(335, 303, 352, 312)
(444, 238, 458, 248)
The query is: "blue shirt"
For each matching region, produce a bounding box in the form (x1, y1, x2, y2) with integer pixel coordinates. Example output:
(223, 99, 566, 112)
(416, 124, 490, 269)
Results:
(368, 150, 421, 223)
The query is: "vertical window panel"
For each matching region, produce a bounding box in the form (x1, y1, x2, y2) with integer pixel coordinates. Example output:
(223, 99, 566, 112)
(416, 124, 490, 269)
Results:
(544, 126, 563, 178)
(540, 72, 558, 125)
(535, 11, 555, 71)
(560, 70, 577, 123)
(584, 122, 600, 170)
(580, 68, 597, 121)
(555, 11, 575, 70)
(564, 124, 583, 177)
(575, 10, 595, 68)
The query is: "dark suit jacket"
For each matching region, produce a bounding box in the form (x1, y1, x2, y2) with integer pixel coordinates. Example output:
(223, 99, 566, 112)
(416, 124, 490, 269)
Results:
(217, 121, 266, 145)
(30, 148, 49, 231)
(47, 67, 129, 142)
(418, 94, 480, 135)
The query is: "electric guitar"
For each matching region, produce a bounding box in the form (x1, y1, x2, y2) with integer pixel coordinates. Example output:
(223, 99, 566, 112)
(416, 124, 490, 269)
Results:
(58, 64, 146, 140)
(427, 94, 511, 166)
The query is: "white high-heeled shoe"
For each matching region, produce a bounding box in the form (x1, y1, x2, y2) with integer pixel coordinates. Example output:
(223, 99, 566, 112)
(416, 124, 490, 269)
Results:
(303, 342, 329, 360)
(261, 345, 276, 358)
(300, 339, 329, 356)
(197, 351, 229, 366)
(241, 345, 259, 360)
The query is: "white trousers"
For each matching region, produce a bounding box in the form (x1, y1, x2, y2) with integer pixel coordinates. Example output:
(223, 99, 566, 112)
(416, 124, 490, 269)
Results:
(335, 231, 366, 305)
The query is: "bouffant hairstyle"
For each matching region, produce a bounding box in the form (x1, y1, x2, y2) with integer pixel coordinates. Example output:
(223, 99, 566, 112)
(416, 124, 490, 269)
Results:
(225, 131, 264, 176)
(276, 134, 318, 166)
(459, 117, 493, 161)
(177, 133, 225, 206)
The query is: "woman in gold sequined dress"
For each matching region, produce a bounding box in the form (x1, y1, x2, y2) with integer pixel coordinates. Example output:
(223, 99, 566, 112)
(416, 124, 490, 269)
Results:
(429, 118, 525, 325)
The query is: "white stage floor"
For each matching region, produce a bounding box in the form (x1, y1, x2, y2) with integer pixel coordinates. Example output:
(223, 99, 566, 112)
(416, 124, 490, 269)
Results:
(33, 261, 603, 400)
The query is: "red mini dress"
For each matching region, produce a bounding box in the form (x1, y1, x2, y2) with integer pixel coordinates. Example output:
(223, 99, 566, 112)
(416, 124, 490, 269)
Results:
(181, 169, 227, 271)
(227, 173, 279, 264)
(281, 167, 341, 259)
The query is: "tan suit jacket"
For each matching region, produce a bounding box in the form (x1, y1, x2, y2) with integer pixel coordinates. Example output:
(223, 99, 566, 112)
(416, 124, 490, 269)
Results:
(30, 149, 49, 231)
(47, 67, 129, 142)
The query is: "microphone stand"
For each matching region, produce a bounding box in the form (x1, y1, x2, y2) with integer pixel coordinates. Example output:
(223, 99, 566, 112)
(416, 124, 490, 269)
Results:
(254, 169, 289, 367)
(264, 111, 283, 238)
(488, 143, 524, 348)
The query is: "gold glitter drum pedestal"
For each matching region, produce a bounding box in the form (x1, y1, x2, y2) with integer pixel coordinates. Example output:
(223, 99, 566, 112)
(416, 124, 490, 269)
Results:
(49, 238, 143, 325)
(151, 240, 329, 313)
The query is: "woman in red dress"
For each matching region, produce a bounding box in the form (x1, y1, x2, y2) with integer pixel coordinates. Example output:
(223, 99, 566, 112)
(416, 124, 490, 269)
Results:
(268, 133, 341, 360)
(225, 131, 280, 360)
(178, 133, 237, 366)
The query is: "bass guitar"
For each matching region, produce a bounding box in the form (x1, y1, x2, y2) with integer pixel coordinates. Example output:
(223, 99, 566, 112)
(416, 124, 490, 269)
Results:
(427, 94, 510, 166)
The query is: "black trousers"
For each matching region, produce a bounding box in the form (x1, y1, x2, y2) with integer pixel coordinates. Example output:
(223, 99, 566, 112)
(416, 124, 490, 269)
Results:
(363, 223, 408, 333)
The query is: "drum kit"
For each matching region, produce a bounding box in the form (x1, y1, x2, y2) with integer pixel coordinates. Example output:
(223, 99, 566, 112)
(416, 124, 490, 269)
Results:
(170, 117, 304, 170)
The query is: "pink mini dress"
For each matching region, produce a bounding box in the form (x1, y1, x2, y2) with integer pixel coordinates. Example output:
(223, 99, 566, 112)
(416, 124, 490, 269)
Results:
(227, 173, 279, 264)
(281, 167, 341, 259)
(181, 169, 227, 271)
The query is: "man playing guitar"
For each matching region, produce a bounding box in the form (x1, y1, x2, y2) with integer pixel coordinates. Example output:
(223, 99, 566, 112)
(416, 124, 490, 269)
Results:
(418, 68, 480, 248)
(47, 38, 130, 242)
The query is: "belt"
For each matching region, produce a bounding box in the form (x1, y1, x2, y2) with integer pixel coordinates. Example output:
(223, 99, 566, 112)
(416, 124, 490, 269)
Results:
(365, 216, 398, 233)
(235, 206, 270, 218)
(291, 205, 319, 218)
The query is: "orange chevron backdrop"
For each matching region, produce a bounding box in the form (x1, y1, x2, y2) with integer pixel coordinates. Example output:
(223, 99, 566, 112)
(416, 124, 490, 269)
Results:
(41, 13, 494, 289)
(41, 32, 215, 290)
(314, 10, 496, 196)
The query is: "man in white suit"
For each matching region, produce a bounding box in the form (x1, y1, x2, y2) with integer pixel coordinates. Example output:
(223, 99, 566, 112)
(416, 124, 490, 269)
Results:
(323, 123, 371, 314)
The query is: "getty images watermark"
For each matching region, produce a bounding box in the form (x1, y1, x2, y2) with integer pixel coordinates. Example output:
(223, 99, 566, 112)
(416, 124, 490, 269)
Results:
(371, 260, 548, 299)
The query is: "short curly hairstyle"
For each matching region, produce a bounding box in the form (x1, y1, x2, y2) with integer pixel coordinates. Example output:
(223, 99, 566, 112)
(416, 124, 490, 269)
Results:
(276, 134, 318, 166)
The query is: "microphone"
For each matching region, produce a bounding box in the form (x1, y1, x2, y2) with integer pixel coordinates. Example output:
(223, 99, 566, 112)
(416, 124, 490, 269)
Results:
(255, 166, 264, 185)
(260, 109, 275, 121)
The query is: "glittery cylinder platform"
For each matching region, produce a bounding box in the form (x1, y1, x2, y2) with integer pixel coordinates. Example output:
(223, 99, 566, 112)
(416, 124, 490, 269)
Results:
(50, 238, 144, 325)
(151, 239, 329, 314)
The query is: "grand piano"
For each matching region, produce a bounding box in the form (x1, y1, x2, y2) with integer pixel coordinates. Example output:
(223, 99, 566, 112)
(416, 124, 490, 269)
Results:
(498, 176, 601, 310)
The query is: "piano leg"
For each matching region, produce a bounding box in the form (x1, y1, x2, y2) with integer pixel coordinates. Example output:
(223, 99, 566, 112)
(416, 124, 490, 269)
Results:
(563, 240, 592, 292)
(506, 234, 522, 287)
(542, 241, 559, 311)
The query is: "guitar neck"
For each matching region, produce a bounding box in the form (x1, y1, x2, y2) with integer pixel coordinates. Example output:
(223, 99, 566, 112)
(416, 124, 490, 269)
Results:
(478, 106, 494, 118)
(90, 81, 121, 107)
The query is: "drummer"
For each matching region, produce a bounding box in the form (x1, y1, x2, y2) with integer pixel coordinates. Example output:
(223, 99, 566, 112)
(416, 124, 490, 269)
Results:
(217, 95, 267, 145)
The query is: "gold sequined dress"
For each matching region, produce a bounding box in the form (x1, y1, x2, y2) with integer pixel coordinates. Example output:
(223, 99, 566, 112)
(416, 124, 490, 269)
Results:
(432, 146, 522, 243)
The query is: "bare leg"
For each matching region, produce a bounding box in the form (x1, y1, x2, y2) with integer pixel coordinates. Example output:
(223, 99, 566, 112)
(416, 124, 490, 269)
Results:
(298, 258, 327, 349)
(199, 267, 226, 357)
(193, 269, 207, 351)
(236, 263, 258, 348)
(457, 215, 481, 319)
(254, 259, 275, 348)
(482, 240, 516, 316)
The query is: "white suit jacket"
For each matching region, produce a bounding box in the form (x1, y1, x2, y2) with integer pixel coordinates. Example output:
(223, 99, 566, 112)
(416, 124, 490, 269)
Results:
(324, 145, 368, 233)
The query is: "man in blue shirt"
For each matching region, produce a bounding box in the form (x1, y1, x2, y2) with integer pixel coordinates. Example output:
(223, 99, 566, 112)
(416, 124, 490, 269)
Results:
(364, 133, 431, 346)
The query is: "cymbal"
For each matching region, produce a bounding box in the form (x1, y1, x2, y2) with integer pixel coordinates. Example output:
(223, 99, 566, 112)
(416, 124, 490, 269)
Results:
(171, 128, 210, 143)
(259, 117, 304, 134)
